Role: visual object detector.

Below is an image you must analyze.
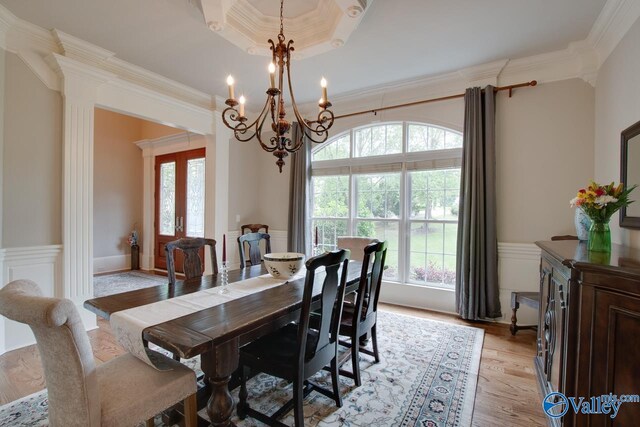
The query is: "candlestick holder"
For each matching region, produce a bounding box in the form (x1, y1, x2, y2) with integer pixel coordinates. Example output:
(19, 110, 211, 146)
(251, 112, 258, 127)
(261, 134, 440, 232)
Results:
(218, 261, 229, 294)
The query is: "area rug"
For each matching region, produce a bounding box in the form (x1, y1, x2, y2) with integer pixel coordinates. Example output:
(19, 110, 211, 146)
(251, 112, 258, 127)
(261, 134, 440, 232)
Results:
(93, 271, 167, 297)
(0, 311, 483, 427)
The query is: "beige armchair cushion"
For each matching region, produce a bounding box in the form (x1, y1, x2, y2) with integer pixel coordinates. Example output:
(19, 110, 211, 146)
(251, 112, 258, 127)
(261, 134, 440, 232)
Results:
(98, 353, 195, 427)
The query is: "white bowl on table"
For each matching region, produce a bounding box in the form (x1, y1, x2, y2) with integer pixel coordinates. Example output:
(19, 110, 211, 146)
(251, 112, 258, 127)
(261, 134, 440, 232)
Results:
(263, 252, 305, 279)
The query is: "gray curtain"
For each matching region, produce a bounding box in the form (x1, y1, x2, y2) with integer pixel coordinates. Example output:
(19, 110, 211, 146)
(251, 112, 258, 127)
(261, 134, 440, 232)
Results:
(287, 123, 311, 254)
(455, 86, 502, 320)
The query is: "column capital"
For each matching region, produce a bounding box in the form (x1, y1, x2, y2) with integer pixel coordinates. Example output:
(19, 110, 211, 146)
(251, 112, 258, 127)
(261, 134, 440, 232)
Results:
(46, 53, 115, 103)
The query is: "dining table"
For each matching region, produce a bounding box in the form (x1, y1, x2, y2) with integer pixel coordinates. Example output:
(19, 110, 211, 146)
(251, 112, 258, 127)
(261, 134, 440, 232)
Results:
(84, 261, 364, 427)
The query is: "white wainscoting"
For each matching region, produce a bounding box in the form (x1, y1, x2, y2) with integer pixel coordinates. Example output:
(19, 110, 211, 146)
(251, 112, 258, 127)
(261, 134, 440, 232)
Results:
(0, 245, 63, 354)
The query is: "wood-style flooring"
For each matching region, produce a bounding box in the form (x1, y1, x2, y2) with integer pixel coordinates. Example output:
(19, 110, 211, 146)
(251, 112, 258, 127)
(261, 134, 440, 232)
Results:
(0, 302, 547, 426)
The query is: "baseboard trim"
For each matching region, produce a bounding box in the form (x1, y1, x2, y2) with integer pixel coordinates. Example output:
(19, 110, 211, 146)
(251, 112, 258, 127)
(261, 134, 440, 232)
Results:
(94, 254, 130, 274)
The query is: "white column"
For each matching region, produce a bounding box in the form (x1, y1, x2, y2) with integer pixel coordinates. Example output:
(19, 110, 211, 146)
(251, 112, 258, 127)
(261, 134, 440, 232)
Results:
(136, 140, 154, 270)
(49, 54, 113, 328)
(206, 108, 231, 273)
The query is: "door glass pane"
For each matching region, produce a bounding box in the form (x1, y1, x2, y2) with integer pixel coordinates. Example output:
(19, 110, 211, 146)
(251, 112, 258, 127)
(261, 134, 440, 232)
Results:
(159, 162, 176, 236)
(186, 158, 205, 237)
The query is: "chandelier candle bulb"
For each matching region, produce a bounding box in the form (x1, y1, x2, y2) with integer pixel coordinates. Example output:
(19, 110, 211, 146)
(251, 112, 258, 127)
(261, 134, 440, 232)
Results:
(268, 63, 276, 88)
(321, 77, 328, 102)
(226, 75, 235, 100)
(239, 95, 246, 117)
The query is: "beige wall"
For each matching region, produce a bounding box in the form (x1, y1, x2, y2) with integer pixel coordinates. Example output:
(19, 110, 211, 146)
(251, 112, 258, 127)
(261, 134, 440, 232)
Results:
(497, 78, 595, 242)
(93, 108, 144, 258)
(139, 120, 181, 140)
(3, 52, 62, 247)
(228, 140, 263, 230)
(595, 16, 640, 248)
(93, 108, 182, 260)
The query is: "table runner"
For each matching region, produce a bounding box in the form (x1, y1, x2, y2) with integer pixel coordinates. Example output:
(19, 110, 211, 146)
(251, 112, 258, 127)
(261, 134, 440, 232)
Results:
(110, 270, 305, 369)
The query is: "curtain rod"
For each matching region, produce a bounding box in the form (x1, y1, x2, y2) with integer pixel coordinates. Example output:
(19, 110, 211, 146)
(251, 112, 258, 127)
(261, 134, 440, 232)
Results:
(331, 80, 538, 121)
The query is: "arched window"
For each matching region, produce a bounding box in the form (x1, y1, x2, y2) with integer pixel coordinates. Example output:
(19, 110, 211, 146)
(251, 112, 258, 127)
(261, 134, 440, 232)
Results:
(310, 122, 462, 288)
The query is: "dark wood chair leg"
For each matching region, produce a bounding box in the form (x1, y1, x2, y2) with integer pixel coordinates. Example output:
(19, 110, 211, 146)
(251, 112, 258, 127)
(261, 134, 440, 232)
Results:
(510, 301, 520, 336)
(371, 324, 380, 363)
(330, 358, 342, 407)
(351, 334, 362, 386)
(293, 377, 304, 427)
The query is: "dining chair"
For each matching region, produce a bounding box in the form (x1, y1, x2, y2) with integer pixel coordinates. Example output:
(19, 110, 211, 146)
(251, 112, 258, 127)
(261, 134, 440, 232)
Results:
(337, 236, 378, 262)
(0, 280, 197, 427)
(240, 223, 269, 234)
(165, 237, 218, 286)
(337, 240, 387, 386)
(237, 249, 350, 427)
(238, 232, 271, 268)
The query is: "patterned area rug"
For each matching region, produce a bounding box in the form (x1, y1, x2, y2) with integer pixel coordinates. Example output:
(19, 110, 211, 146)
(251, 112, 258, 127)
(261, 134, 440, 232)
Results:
(0, 311, 483, 427)
(93, 271, 167, 297)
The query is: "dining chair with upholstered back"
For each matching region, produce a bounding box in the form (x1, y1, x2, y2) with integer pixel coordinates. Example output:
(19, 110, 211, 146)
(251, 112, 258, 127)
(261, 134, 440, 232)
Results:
(237, 232, 271, 268)
(240, 223, 269, 234)
(337, 236, 379, 262)
(0, 280, 197, 427)
(165, 237, 218, 286)
(338, 240, 387, 386)
(237, 249, 350, 427)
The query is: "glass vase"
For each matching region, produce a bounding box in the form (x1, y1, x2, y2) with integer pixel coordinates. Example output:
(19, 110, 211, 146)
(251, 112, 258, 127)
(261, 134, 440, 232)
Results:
(588, 221, 611, 253)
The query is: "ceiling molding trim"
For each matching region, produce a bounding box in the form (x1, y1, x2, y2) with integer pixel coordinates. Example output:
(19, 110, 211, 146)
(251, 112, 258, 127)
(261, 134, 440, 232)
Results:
(458, 59, 509, 87)
(53, 29, 116, 65)
(16, 50, 61, 91)
(202, 0, 371, 58)
(135, 132, 206, 155)
(586, 0, 640, 66)
(498, 48, 589, 86)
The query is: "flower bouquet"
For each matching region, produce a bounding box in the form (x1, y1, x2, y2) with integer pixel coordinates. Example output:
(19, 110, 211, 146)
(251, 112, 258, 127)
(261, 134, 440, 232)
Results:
(570, 181, 636, 252)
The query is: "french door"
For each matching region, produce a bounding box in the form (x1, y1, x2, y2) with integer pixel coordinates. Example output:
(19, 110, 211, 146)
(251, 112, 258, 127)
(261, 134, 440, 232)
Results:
(154, 148, 206, 272)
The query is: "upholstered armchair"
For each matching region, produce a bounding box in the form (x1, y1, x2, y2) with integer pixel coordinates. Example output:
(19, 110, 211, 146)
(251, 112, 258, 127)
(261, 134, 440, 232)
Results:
(0, 280, 197, 427)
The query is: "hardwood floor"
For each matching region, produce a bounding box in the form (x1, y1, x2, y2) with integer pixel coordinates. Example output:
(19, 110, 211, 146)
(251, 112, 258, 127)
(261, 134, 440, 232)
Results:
(0, 303, 547, 426)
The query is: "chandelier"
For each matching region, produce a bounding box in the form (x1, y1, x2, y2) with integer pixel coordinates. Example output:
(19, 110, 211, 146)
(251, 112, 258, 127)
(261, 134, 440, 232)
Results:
(222, 0, 335, 173)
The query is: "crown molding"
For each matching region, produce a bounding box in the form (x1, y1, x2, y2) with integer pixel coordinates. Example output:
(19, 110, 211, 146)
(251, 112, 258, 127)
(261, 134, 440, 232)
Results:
(586, 0, 640, 67)
(202, 0, 371, 58)
(458, 59, 509, 87)
(53, 29, 116, 65)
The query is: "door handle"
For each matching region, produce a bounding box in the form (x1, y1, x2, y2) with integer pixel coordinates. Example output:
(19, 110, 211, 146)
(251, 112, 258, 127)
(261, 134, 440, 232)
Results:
(175, 216, 184, 232)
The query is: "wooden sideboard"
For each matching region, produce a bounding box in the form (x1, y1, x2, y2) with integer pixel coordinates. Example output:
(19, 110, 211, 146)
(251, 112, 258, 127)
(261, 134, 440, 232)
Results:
(535, 240, 640, 426)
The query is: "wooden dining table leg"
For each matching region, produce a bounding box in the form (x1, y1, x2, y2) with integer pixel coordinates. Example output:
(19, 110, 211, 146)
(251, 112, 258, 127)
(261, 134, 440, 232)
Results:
(201, 338, 239, 427)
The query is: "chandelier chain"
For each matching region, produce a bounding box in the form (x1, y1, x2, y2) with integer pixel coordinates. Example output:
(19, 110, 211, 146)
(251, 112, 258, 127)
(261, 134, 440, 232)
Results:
(279, 0, 284, 36)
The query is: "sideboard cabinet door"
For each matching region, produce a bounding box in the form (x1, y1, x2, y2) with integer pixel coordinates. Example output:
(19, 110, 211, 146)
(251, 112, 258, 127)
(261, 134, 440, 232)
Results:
(576, 283, 640, 426)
